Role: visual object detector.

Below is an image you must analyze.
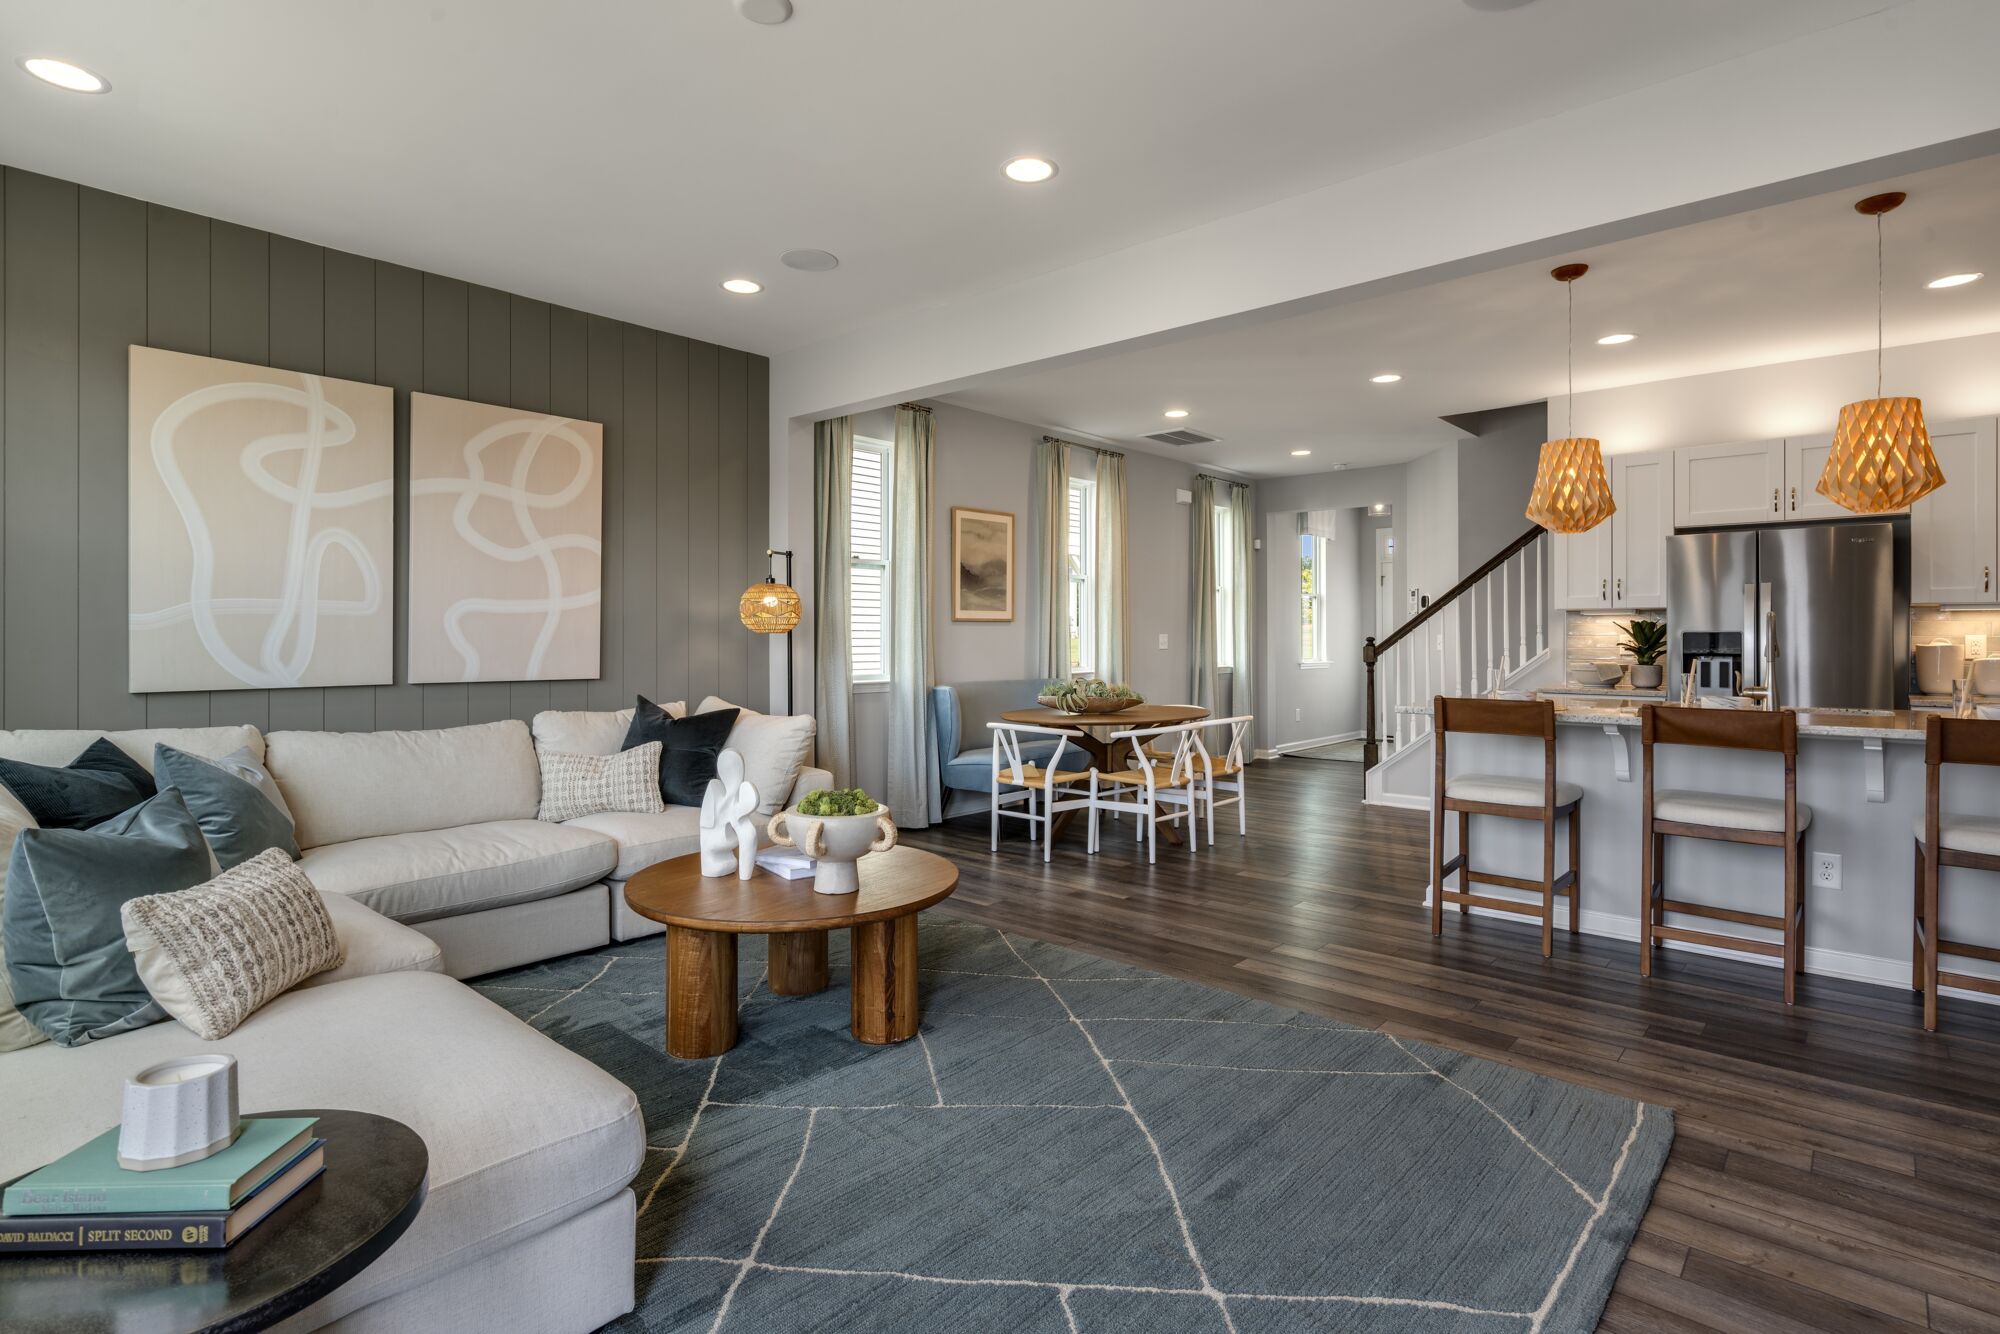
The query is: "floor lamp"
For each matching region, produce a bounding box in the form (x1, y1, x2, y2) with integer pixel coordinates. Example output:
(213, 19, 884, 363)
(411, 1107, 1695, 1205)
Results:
(738, 548, 800, 715)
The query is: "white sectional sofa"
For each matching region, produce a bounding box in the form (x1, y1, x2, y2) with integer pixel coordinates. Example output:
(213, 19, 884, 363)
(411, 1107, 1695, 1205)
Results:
(0, 707, 824, 1333)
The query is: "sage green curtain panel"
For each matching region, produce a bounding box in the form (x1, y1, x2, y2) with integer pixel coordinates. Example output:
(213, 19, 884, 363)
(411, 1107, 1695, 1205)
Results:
(1225, 479, 1256, 735)
(1189, 475, 1219, 711)
(812, 417, 855, 785)
(887, 405, 942, 826)
(1030, 437, 1071, 681)
(1093, 450, 1129, 685)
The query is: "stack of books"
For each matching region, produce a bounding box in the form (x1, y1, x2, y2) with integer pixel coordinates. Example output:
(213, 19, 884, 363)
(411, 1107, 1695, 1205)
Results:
(0, 1117, 324, 1253)
(755, 846, 817, 880)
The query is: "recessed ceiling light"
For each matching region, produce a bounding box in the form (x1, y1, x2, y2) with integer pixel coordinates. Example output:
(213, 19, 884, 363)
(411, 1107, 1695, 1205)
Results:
(19, 57, 108, 93)
(1163, 409, 1189, 419)
(1003, 157, 1058, 184)
(1596, 332, 1636, 345)
(781, 249, 839, 272)
(1370, 373, 1402, 384)
(732, 0, 794, 22)
(721, 278, 763, 295)
(1290, 449, 1311, 457)
(1928, 272, 1983, 289)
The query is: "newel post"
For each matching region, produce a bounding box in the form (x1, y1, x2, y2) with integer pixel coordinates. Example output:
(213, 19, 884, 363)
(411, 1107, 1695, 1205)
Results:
(1362, 636, 1380, 770)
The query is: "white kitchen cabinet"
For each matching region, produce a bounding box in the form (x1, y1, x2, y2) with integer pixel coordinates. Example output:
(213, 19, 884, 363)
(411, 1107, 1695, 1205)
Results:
(1552, 521, 1611, 610)
(1610, 451, 1672, 607)
(1910, 417, 1999, 606)
(1781, 432, 1912, 521)
(1673, 439, 1785, 528)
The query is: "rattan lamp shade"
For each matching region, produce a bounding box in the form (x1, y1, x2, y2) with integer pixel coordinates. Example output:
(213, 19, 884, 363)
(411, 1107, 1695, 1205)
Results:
(1525, 436, 1616, 534)
(1816, 396, 1944, 513)
(738, 581, 802, 634)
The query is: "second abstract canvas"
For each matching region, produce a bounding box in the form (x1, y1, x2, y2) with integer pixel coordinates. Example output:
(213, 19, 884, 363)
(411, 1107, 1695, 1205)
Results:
(408, 392, 604, 684)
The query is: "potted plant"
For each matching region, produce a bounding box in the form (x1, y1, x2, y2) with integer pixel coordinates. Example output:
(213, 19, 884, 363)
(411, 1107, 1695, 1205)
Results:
(1618, 618, 1668, 690)
(1039, 678, 1144, 714)
(767, 788, 897, 895)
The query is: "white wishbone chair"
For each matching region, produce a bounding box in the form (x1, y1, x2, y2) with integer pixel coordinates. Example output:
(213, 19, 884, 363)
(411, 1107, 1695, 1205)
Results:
(1090, 722, 1207, 863)
(987, 721, 1094, 862)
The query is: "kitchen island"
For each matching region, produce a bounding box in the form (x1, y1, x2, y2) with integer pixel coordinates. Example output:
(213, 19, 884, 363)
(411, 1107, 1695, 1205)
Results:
(1402, 701, 2000, 998)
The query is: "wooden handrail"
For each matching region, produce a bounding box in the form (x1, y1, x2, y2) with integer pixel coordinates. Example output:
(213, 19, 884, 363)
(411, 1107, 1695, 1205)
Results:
(1362, 523, 1546, 769)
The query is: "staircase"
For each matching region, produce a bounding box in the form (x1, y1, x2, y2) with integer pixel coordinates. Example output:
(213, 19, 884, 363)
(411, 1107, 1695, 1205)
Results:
(1361, 524, 1552, 770)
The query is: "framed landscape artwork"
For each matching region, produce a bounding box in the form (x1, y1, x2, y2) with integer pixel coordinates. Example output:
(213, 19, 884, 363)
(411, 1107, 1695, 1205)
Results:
(407, 392, 604, 683)
(128, 346, 395, 692)
(950, 506, 1014, 622)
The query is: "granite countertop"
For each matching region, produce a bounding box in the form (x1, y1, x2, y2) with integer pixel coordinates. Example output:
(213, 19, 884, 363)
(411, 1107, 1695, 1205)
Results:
(1540, 681, 1666, 698)
(1399, 701, 1929, 740)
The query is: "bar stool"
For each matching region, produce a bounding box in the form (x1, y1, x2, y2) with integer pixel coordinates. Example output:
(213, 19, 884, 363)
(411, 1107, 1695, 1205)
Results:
(1430, 696, 1581, 958)
(1639, 705, 1810, 1003)
(1912, 715, 2000, 1031)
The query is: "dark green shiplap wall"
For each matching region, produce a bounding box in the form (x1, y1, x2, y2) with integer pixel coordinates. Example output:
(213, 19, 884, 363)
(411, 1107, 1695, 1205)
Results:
(0, 166, 770, 733)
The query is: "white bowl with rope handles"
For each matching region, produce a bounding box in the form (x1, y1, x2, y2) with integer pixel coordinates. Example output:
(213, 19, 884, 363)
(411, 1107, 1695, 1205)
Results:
(767, 805, 897, 895)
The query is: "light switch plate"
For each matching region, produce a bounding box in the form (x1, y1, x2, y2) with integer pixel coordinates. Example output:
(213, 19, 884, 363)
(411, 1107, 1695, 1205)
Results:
(1157, 633, 1169, 650)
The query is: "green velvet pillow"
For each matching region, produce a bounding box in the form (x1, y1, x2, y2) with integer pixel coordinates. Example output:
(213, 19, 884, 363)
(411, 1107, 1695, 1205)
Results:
(2, 788, 212, 1047)
(153, 744, 301, 870)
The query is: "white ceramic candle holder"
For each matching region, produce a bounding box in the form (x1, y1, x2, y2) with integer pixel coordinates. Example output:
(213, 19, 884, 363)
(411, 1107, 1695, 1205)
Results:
(118, 1054, 241, 1171)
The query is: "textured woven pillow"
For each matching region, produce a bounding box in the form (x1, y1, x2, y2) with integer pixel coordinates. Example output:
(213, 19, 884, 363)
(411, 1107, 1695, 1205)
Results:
(537, 742, 667, 823)
(121, 848, 344, 1041)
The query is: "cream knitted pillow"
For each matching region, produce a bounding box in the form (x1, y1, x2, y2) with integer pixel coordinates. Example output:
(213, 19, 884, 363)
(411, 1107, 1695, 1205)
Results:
(537, 742, 667, 823)
(121, 848, 343, 1041)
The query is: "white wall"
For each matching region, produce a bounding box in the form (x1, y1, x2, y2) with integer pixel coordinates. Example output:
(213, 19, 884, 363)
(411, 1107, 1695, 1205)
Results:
(1549, 328, 2000, 456)
(847, 399, 1205, 796)
(1262, 508, 1367, 751)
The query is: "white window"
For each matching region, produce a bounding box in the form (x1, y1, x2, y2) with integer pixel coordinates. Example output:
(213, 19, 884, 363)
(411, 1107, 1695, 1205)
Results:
(1213, 502, 1235, 670)
(849, 438, 891, 684)
(1300, 532, 1327, 663)
(1067, 476, 1097, 675)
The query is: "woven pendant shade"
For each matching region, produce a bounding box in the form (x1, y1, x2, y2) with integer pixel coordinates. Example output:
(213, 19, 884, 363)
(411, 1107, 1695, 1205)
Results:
(1816, 397, 1942, 513)
(738, 580, 802, 634)
(1525, 436, 1616, 534)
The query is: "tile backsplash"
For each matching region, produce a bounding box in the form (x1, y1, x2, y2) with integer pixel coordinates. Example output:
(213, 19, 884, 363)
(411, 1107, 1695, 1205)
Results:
(1565, 613, 1651, 683)
(1914, 610, 2000, 656)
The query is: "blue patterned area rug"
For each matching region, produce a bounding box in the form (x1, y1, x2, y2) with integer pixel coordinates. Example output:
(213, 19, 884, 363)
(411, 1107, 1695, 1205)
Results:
(473, 917, 1671, 1333)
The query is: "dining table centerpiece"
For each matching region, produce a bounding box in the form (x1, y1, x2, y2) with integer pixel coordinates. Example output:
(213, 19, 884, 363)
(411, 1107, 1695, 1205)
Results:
(1037, 679, 1144, 714)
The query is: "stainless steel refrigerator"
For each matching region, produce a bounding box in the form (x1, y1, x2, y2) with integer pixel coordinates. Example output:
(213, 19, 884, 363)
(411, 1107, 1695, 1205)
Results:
(1664, 522, 1907, 710)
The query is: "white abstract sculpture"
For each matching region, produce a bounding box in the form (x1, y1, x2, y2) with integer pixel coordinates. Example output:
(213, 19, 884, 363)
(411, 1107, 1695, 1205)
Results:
(699, 748, 761, 879)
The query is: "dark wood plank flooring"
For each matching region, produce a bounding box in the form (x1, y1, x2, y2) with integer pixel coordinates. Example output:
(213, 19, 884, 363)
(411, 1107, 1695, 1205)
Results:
(905, 756, 2000, 1333)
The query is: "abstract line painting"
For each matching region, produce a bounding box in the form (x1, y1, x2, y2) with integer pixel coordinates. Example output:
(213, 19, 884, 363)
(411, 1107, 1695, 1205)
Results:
(128, 346, 395, 693)
(407, 393, 603, 684)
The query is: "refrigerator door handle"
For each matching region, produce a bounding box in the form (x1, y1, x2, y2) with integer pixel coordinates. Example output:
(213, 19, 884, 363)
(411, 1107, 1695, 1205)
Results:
(1765, 606, 1779, 710)
(1743, 581, 1761, 691)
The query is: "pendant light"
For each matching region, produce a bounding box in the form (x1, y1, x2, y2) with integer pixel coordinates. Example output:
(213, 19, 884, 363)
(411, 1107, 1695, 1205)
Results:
(1816, 191, 1944, 513)
(1525, 263, 1615, 533)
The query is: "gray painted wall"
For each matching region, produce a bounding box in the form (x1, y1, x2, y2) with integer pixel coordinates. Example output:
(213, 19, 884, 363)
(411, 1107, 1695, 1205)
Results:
(0, 166, 770, 733)
(1452, 403, 1544, 580)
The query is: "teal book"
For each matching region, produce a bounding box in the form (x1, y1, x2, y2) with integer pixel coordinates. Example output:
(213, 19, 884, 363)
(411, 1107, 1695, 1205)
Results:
(3, 1117, 318, 1217)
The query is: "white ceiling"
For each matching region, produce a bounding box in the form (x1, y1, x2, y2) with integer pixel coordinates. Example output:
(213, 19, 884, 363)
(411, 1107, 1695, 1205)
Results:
(943, 152, 2000, 478)
(0, 0, 1900, 358)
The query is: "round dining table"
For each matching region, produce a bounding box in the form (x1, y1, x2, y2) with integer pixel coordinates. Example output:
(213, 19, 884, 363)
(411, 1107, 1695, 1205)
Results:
(996, 703, 1209, 844)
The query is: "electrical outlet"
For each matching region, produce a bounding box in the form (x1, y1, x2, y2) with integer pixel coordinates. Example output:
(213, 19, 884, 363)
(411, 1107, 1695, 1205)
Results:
(1813, 852, 1841, 890)
(1970, 633, 1989, 660)
(1157, 633, 1169, 651)
(1294, 708, 1302, 721)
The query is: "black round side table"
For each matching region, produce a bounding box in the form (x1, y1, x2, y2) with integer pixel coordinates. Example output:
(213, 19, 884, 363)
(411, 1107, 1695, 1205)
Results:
(0, 1108, 427, 1334)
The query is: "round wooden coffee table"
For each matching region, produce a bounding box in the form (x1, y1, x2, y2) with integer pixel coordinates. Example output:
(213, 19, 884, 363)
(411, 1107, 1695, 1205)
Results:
(622, 845, 959, 1059)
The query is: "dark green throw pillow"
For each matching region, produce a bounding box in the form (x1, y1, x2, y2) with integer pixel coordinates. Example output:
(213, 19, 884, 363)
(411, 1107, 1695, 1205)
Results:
(0, 737, 156, 830)
(620, 697, 740, 806)
(3, 788, 212, 1047)
(153, 744, 301, 870)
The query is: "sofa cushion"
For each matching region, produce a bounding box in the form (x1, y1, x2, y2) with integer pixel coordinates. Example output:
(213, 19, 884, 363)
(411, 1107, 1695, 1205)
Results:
(697, 697, 817, 816)
(621, 699, 739, 806)
(0, 724, 264, 772)
(303, 890, 444, 986)
(0, 786, 41, 1052)
(298, 820, 617, 923)
(0, 737, 156, 830)
(4, 790, 213, 1046)
(531, 702, 683, 756)
(0, 971, 644, 1318)
(537, 743, 665, 823)
(268, 720, 540, 848)
(944, 740, 1061, 793)
(564, 806, 705, 882)
(154, 743, 301, 869)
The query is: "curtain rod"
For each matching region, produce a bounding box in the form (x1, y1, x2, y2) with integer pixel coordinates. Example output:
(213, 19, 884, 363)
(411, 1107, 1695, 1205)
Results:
(1042, 435, 1124, 459)
(1195, 472, 1249, 488)
(897, 402, 932, 413)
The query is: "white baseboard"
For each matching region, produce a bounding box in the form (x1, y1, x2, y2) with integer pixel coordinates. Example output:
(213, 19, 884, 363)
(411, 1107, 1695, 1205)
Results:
(1363, 792, 1430, 811)
(1422, 885, 2000, 1006)
(1272, 730, 1363, 755)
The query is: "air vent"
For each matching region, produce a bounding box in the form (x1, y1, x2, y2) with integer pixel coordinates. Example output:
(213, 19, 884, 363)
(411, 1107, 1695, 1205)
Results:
(1144, 429, 1217, 447)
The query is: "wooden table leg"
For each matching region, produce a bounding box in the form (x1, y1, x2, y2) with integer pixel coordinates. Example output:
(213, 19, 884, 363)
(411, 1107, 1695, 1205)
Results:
(768, 930, 830, 995)
(851, 914, 920, 1044)
(666, 925, 738, 1058)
